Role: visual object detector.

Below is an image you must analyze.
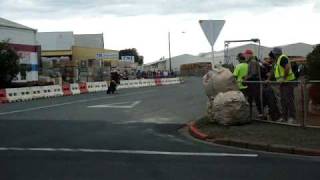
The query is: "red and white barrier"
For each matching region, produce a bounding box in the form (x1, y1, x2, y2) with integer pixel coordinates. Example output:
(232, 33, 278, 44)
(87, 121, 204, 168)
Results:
(0, 89, 9, 103)
(79, 82, 88, 94)
(62, 84, 72, 96)
(19, 87, 33, 101)
(52, 85, 63, 97)
(155, 78, 162, 86)
(1, 78, 182, 103)
(70, 83, 80, 95)
(6, 88, 22, 102)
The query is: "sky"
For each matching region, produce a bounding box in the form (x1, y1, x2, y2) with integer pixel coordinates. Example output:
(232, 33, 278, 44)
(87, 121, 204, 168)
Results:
(1, 0, 319, 63)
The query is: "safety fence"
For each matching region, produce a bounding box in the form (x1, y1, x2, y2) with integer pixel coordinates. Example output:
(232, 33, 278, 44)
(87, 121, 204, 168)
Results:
(242, 80, 320, 128)
(0, 77, 183, 104)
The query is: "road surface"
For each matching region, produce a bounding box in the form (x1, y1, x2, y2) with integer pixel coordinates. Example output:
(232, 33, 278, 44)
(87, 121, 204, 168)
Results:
(0, 77, 319, 180)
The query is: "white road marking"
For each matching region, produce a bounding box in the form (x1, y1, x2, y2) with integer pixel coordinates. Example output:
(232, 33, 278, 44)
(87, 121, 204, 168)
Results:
(88, 101, 141, 109)
(0, 147, 258, 157)
(0, 90, 155, 116)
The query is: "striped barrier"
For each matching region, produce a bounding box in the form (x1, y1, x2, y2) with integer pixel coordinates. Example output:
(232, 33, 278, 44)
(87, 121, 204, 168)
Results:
(1, 78, 182, 103)
(0, 89, 9, 103)
(70, 83, 81, 95)
(52, 85, 63, 97)
(86, 82, 96, 93)
(30, 86, 43, 99)
(79, 82, 88, 94)
(6, 88, 22, 102)
(62, 84, 72, 96)
(19, 87, 33, 101)
(155, 78, 162, 86)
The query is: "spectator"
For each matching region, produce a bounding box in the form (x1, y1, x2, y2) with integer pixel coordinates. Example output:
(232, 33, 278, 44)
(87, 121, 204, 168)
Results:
(269, 47, 296, 123)
(261, 58, 281, 121)
(244, 49, 263, 118)
(233, 53, 248, 97)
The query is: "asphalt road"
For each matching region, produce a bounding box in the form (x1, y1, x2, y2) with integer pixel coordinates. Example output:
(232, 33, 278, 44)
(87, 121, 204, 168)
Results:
(0, 77, 319, 180)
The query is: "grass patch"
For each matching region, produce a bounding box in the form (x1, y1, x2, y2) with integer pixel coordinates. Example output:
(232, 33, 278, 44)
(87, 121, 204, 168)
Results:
(196, 117, 320, 149)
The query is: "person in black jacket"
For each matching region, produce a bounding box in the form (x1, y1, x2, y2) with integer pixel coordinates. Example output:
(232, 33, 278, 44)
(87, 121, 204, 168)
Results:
(243, 49, 262, 118)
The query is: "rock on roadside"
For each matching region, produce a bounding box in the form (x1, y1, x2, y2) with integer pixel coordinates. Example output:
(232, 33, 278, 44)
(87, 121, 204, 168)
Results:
(210, 91, 251, 125)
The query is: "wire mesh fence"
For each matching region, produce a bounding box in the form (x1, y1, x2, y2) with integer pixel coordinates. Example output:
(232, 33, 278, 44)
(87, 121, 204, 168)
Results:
(242, 79, 320, 127)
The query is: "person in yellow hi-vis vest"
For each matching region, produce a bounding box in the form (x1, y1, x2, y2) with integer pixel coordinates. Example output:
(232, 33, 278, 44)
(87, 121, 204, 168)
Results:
(269, 47, 296, 124)
(233, 53, 248, 96)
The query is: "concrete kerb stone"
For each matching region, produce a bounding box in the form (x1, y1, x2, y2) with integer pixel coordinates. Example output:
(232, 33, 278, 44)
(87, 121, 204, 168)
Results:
(293, 148, 320, 156)
(187, 120, 320, 156)
(255, 119, 320, 129)
(188, 122, 208, 140)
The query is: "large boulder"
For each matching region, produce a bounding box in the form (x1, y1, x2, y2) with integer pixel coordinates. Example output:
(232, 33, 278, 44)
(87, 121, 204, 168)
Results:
(209, 91, 251, 125)
(202, 67, 238, 98)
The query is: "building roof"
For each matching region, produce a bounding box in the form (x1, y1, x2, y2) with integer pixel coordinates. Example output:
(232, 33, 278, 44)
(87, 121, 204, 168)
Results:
(74, 33, 104, 49)
(199, 42, 315, 58)
(0, 17, 36, 31)
(278, 43, 314, 57)
(144, 54, 209, 66)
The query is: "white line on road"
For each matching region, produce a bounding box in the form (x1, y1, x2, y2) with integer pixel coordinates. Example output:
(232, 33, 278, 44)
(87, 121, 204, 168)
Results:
(88, 100, 141, 109)
(0, 90, 155, 116)
(0, 147, 258, 157)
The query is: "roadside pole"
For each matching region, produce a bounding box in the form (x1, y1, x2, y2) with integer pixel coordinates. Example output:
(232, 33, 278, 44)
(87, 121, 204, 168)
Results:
(199, 20, 225, 69)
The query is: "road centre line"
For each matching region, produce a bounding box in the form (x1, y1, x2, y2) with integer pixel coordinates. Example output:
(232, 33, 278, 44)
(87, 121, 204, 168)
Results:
(0, 147, 258, 157)
(0, 90, 155, 116)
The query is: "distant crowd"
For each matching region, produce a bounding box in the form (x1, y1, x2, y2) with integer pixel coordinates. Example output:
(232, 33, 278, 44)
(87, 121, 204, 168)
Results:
(135, 70, 177, 79)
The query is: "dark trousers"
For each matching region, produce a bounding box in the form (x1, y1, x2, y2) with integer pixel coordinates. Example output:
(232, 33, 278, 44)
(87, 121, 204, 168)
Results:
(280, 83, 296, 120)
(247, 83, 262, 115)
(263, 85, 281, 121)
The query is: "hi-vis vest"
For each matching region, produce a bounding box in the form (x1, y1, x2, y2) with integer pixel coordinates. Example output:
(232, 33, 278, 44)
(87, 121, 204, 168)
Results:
(274, 54, 295, 81)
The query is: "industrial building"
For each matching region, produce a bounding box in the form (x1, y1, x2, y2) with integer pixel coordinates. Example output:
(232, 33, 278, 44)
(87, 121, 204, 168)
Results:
(143, 54, 211, 73)
(0, 17, 40, 83)
(144, 42, 314, 74)
(199, 42, 315, 66)
(37, 32, 119, 82)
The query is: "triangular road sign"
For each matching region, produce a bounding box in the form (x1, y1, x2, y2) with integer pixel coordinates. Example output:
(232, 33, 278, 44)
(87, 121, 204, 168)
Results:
(199, 20, 225, 47)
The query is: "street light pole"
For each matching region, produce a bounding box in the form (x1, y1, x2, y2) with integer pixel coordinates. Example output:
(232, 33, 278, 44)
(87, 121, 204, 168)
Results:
(168, 31, 172, 72)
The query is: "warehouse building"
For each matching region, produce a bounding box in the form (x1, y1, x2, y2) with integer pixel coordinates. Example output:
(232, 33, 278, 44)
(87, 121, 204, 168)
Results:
(199, 42, 315, 66)
(143, 54, 211, 73)
(37, 32, 119, 82)
(0, 17, 40, 83)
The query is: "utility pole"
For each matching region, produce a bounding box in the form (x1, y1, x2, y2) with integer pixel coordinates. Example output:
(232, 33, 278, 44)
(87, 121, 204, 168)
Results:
(168, 31, 172, 72)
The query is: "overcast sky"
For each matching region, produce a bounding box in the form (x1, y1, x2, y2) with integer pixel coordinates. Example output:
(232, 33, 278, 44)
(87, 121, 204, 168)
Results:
(1, 0, 319, 63)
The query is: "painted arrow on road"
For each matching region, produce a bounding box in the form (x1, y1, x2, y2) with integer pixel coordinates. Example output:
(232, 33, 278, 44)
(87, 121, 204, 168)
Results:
(88, 101, 141, 109)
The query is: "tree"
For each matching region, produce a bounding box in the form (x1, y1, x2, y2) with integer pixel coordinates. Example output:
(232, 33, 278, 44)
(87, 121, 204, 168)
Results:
(307, 44, 320, 80)
(119, 48, 144, 65)
(307, 44, 320, 105)
(0, 41, 20, 88)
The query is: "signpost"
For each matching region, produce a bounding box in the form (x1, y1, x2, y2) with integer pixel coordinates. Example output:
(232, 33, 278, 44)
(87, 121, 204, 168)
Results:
(96, 52, 118, 60)
(199, 20, 225, 67)
(120, 56, 135, 63)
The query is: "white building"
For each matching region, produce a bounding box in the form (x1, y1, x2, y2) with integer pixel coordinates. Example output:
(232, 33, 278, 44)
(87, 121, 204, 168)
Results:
(0, 17, 40, 82)
(37, 31, 74, 51)
(144, 54, 211, 72)
(37, 32, 104, 52)
(199, 43, 315, 66)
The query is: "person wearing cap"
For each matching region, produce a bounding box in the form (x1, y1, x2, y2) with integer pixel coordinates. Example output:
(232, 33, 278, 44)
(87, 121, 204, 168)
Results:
(261, 58, 282, 121)
(243, 49, 263, 118)
(269, 47, 296, 123)
(233, 53, 248, 96)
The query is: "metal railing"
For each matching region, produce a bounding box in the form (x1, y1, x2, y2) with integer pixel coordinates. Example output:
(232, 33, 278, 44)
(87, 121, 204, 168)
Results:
(241, 79, 320, 128)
